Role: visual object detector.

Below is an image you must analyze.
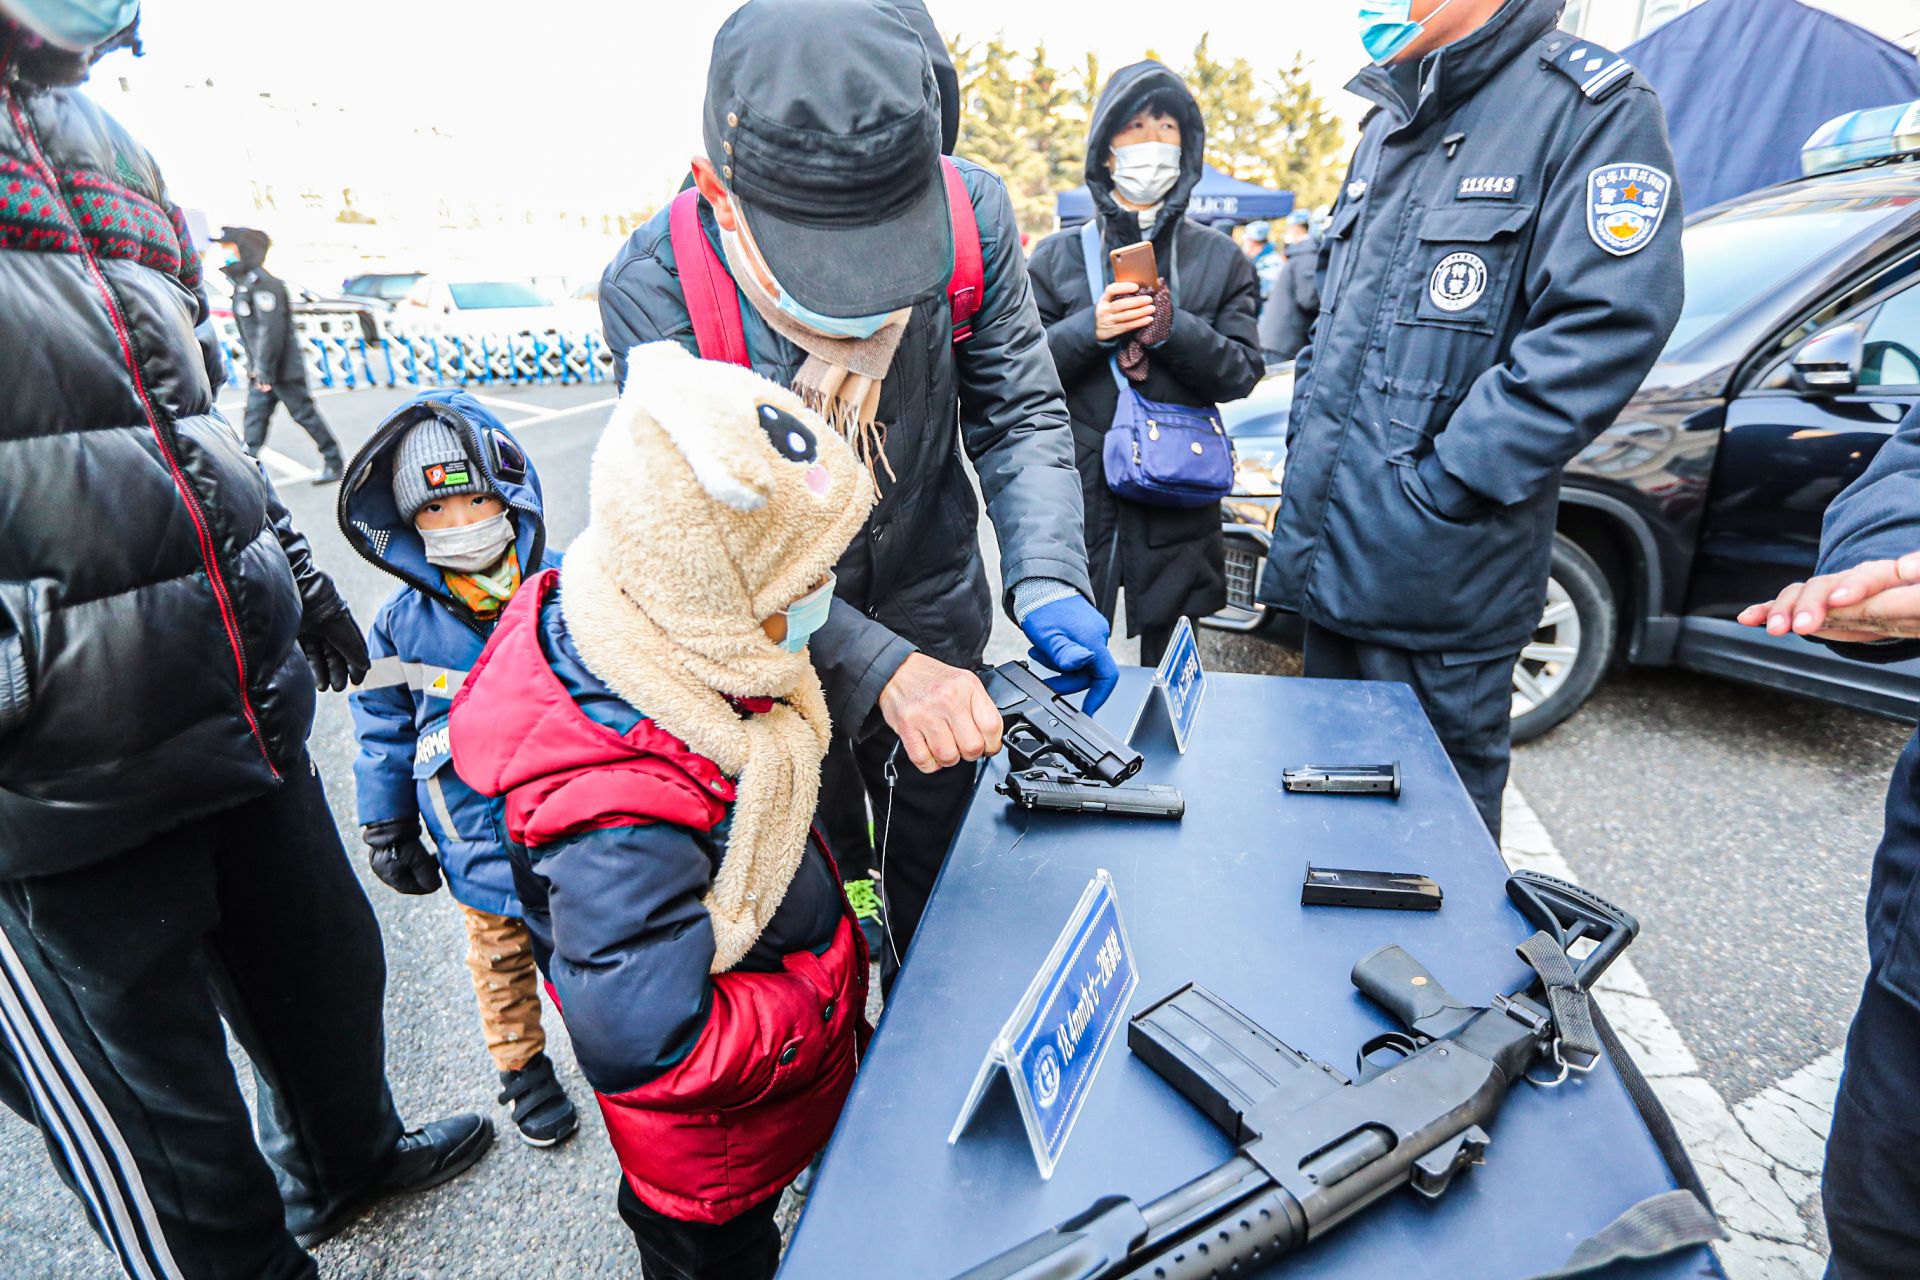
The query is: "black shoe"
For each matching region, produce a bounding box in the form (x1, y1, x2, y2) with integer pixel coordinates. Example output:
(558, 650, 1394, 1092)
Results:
(498, 1052, 579, 1147)
(311, 461, 343, 485)
(292, 1113, 493, 1250)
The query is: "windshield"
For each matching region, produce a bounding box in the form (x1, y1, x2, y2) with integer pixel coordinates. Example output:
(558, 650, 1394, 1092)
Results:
(1662, 194, 1912, 354)
(447, 282, 552, 310)
(344, 274, 422, 301)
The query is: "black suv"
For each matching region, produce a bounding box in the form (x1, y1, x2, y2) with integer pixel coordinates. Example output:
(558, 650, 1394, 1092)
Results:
(1210, 140, 1920, 742)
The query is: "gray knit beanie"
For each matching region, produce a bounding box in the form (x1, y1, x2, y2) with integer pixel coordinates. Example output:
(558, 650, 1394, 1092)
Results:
(391, 416, 492, 522)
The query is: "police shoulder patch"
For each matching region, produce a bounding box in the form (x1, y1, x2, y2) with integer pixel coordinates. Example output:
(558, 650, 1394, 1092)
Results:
(1587, 164, 1671, 256)
(1540, 35, 1635, 101)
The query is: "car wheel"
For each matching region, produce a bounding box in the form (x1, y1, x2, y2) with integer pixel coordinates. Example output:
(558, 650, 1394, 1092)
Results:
(1509, 535, 1615, 745)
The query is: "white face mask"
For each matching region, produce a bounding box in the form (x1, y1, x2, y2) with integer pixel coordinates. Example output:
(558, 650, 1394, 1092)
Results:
(419, 512, 514, 573)
(1109, 141, 1181, 207)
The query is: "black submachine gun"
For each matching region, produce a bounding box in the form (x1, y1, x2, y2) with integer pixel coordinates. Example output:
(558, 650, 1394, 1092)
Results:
(981, 662, 1183, 819)
(954, 871, 1717, 1279)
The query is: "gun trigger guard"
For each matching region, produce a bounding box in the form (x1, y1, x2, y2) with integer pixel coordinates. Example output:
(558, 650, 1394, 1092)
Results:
(1356, 1031, 1424, 1077)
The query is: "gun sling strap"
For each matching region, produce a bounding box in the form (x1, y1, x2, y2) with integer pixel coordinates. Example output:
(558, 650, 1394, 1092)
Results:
(1517, 932, 1728, 1278)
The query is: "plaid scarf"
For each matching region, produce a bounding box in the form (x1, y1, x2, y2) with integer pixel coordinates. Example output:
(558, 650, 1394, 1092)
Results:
(442, 547, 521, 620)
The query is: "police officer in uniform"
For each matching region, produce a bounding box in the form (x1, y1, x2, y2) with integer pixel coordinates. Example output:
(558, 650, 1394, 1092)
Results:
(1259, 0, 1684, 839)
(1738, 408, 1920, 1277)
(216, 226, 343, 483)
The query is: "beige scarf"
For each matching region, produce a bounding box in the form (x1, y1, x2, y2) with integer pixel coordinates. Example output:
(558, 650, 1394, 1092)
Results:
(555, 343, 873, 973)
(562, 529, 831, 974)
(725, 235, 907, 484)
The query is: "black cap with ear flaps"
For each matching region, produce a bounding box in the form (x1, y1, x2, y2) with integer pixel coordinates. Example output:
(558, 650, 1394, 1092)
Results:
(702, 0, 951, 319)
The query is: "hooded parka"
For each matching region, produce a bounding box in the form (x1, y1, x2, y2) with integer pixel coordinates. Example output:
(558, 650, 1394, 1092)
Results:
(0, 31, 346, 876)
(1027, 61, 1265, 639)
(342, 391, 551, 915)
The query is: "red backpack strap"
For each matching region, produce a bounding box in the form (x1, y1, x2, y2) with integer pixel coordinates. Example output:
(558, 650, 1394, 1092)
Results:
(941, 157, 983, 344)
(668, 188, 751, 368)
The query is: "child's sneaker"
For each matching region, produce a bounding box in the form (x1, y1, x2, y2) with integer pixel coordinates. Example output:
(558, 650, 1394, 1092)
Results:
(497, 1052, 578, 1147)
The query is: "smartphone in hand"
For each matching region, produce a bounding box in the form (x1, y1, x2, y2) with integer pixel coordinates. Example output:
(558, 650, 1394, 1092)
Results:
(1109, 240, 1158, 290)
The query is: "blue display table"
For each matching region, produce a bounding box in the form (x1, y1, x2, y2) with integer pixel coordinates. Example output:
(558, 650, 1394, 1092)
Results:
(781, 669, 1720, 1280)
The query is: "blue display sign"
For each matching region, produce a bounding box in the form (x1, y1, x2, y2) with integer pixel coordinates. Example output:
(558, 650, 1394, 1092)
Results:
(949, 871, 1138, 1179)
(1129, 615, 1206, 753)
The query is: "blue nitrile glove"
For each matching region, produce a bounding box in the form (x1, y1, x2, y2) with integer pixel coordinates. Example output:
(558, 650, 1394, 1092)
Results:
(1020, 595, 1120, 713)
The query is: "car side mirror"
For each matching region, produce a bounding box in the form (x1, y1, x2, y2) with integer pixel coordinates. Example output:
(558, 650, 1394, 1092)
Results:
(1791, 324, 1863, 395)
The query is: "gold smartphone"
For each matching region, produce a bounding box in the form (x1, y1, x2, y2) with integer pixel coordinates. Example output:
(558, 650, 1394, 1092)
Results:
(1109, 240, 1158, 289)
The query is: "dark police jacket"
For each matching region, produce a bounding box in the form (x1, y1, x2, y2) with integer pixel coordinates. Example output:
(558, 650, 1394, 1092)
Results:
(599, 160, 1090, 738)
(0, 54, 342, 876)
(1260, 0, 1684, 654)
(1813, 407, 1920, 1010)
(225, 261, 306, 385)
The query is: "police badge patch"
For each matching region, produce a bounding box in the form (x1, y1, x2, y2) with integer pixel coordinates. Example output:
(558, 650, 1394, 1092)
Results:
(1586, 164, 1670, 256)
(1428, 252, 1488, 313)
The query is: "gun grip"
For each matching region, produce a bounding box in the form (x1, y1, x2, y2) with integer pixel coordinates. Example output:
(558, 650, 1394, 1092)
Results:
(1351, 945, 1477, 1039)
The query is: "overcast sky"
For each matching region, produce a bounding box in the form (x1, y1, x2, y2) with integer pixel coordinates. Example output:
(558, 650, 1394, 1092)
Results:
(110, 0, 1373, 218)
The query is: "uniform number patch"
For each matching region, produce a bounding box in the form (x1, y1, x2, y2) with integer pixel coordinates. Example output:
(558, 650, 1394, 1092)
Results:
(1587, 164, 1670, 256)
(423, 461, 472, 489)
(1457, 174, 1518, 200)
(1428, 252, 1488, 313)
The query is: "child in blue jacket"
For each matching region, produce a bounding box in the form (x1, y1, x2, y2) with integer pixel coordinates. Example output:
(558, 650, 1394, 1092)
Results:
(341, 390, 578, 1146)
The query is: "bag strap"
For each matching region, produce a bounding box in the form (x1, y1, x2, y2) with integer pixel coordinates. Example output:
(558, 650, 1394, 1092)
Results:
(1079, 222, 1129, 394)
(668, 188, 750, 368)
(942, 156, 983, 344)
(675, 163, 981, 362)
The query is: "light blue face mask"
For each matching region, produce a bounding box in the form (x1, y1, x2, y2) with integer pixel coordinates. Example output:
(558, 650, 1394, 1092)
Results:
(777, 573, 836, 654)
(720, 224, 894, 341)
(3, 0, 140, 51)
(1357, 0, 1454, 65)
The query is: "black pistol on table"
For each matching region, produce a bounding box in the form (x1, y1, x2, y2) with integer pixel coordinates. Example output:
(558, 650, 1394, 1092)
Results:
(950, 871, 1712, 1280)
(981, 662, 1182, 819)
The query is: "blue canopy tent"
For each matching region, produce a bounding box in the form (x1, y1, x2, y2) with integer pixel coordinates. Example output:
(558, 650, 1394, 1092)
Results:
(1624, 0, 1920, 213)
(1054, 163, 1294, 228)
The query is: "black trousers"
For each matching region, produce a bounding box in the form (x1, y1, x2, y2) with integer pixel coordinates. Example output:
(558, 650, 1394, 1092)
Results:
(242, 376, 340, 469)
(0, 756, 402, 1279)
(817, 729, 978, 990)
(1303, 622, 1520, 842)
(617, 1176, 781, 1280)
(1138, 618, 1196, 668)
(1824, 975, 1920, 1278)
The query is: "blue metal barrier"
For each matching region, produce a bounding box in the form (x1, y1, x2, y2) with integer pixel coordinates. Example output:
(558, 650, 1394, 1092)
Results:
(232, 331, 615, 391)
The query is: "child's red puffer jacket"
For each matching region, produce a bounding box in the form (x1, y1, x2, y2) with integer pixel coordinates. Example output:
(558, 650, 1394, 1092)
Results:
(451, 569, 868, 1223)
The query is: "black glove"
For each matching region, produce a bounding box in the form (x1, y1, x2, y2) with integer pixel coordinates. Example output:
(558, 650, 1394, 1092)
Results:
(300, 603, 371, 693)
(364, 819, 442, 896)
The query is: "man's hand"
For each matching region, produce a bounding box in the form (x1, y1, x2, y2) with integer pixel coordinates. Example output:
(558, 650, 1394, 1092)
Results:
(299, 604, 372, 692)
(1737, 552, 1920, 643)
(877, 653, 1004, 773)
(1019, 595, 1120, 713)
(1828, 583, 1920, 640)
(253, 379, 272, 393)
(1094, 281, 1156, 342)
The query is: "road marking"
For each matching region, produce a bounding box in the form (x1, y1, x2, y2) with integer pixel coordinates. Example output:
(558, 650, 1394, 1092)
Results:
(507, 397, 616, 429)
(1501, 788, 1838, 1280)
(464, 392, 539, 417)
(256, 445, 316, 485)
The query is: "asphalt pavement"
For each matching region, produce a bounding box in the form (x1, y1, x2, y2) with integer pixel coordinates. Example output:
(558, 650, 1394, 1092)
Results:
(1, 380, 1909, 1277)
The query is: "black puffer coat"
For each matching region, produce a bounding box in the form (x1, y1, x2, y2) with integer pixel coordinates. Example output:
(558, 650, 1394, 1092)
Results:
(1028, 61, 1264, 636)
(0, 35, 344, 877)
